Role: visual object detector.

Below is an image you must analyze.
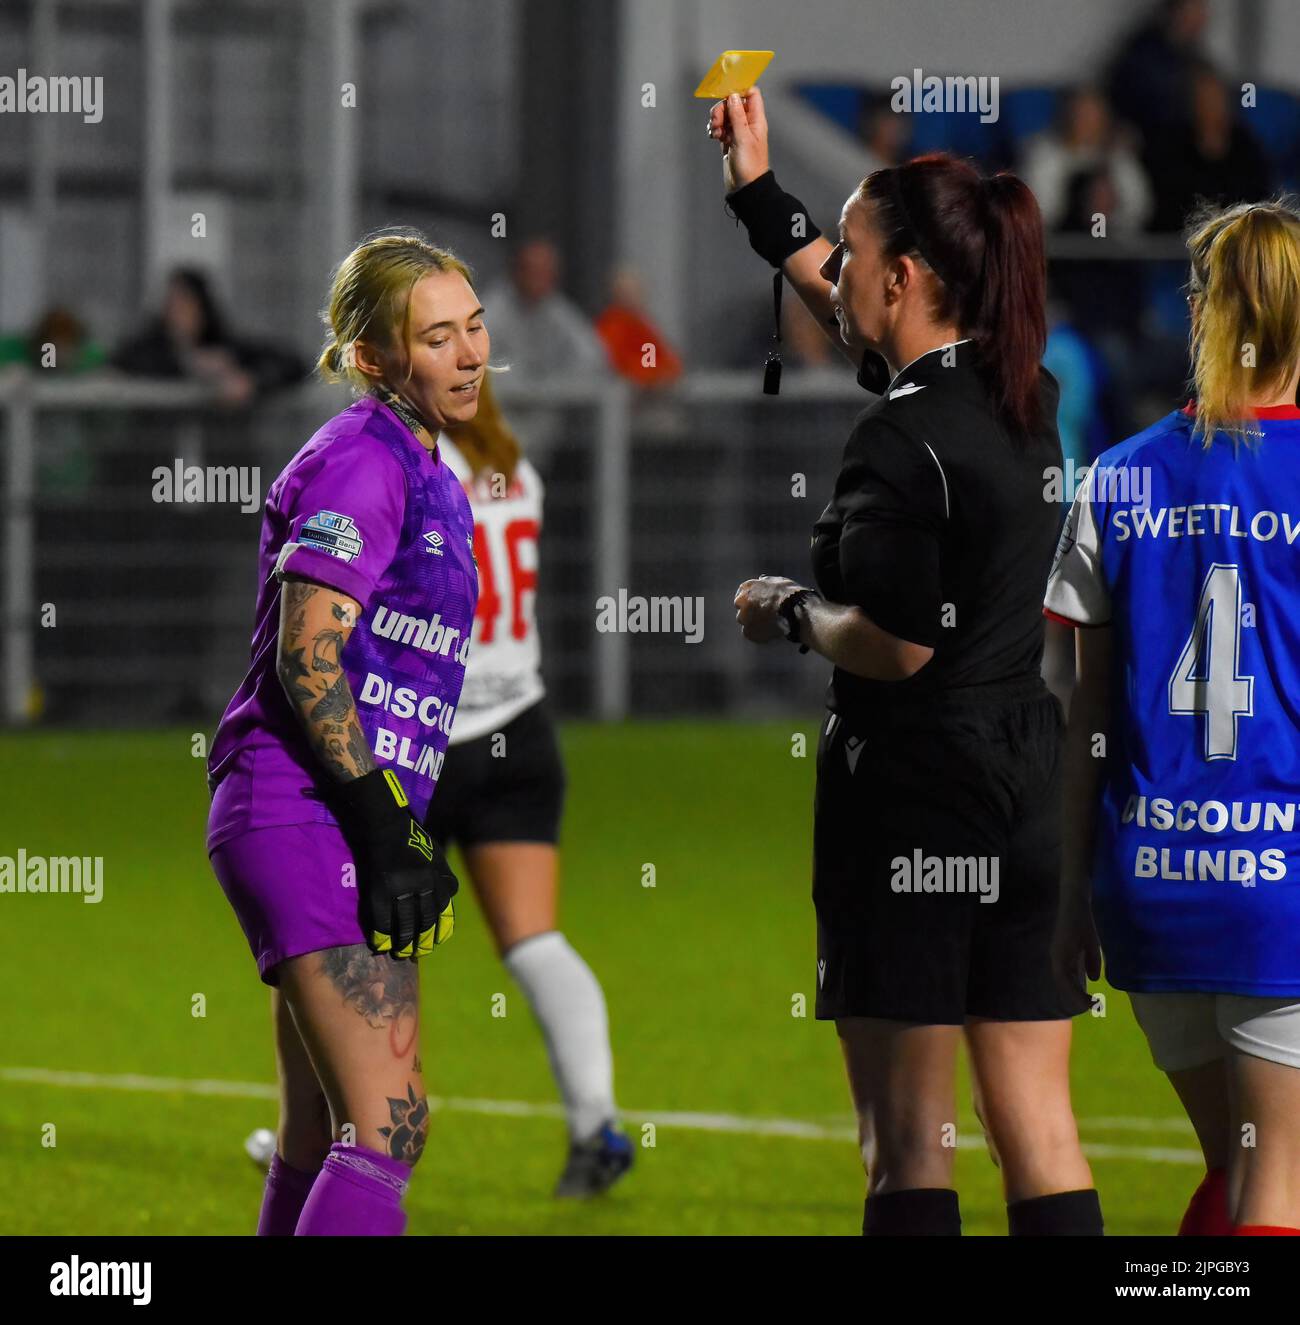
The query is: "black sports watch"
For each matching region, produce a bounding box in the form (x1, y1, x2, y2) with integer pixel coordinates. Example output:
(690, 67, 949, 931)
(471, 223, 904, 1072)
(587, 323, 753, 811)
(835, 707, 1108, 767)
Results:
(778, 588, 817, 652)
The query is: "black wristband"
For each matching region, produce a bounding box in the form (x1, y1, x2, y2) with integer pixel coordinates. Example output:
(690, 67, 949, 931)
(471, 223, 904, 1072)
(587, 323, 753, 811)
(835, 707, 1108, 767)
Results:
(725, 170, 822, 268)
(326, 767, 410, 838)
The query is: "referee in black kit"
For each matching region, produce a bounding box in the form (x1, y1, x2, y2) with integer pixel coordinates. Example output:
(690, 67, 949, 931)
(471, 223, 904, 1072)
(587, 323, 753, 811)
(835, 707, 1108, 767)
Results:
(709, 88, 1102, 1237)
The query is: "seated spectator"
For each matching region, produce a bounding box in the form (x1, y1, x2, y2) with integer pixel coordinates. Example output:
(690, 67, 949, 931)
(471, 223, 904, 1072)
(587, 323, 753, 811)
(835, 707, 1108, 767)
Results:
(595, 266, 683, 387)
(0, 307, 106, 500)
(0, 306, 106, 373)
(1022, 87, 1152, 235)
(112, 267, 305, 402)
(857, 93, 910, 175)
(1105, 0, 1209, 144)
(1145, 62, 1275, 232)
(1049, 169, 1147, 381)
(480, 238, 608, 380)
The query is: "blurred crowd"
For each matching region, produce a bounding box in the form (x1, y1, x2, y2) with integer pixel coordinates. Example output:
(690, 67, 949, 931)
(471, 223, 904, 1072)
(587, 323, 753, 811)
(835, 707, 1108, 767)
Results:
(2, 3, 1291, 432)
(794, 0, 1295, 460)
(0, 239, 683, 398)
(7, 3, 1281, 449)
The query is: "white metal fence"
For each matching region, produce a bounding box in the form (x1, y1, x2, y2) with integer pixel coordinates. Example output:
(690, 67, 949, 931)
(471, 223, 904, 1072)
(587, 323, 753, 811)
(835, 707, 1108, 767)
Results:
(1, 369, 873, 727)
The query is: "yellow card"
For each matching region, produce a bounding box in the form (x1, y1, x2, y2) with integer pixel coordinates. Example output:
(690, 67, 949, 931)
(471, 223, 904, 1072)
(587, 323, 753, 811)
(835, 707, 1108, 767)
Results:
(694, 50, 774, 99)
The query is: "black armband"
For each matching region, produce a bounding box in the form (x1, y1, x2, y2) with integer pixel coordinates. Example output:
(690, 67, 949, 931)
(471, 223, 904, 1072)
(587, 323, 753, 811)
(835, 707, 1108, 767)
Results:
(725, 170, 822, 268)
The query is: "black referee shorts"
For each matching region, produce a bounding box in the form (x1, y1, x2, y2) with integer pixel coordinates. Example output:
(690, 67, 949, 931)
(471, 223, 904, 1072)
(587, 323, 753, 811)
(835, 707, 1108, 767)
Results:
(812, 678, 1090, 1025)
(424, 700, 566, 849)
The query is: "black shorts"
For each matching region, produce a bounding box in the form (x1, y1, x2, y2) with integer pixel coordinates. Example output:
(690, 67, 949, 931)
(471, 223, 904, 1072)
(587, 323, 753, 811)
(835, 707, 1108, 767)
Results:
(812, 678, 1090, 1025)
(423, 700, 566, 849)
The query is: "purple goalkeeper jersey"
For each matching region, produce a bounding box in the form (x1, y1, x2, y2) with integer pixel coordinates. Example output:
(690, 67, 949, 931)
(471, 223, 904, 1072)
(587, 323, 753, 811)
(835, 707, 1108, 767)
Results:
(207, 394, 477, 849)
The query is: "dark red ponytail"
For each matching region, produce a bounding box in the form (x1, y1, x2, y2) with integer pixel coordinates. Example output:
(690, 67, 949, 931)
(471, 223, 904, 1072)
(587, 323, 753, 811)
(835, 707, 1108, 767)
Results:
(861, 153, 1047, 436)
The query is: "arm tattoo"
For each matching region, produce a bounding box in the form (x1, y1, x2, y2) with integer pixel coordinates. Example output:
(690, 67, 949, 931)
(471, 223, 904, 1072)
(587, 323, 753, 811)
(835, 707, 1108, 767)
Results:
(283, 580, 320, 613)
(277, 579, 372, 780)
(346, 719, 373, 773)
(276, 646, 315, 707)
(311, 627, 344, 674)
(311, 672, 353, 723)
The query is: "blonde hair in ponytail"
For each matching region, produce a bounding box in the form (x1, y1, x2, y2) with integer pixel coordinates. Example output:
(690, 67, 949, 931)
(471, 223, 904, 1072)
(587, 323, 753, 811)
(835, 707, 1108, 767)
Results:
(1185, 197, 1300, 445)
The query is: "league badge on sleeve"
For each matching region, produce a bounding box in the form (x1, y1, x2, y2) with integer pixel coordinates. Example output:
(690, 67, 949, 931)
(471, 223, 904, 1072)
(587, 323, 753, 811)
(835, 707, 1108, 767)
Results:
(1050, 502, 1078, 577)
(300, 511, 364, 563)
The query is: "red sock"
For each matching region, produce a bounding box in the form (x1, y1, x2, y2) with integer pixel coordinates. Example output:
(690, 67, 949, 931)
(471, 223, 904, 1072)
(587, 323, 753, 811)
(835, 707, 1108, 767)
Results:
(1178, 1167, 1232, 1236)
(1235, 1224, 1300, 1235)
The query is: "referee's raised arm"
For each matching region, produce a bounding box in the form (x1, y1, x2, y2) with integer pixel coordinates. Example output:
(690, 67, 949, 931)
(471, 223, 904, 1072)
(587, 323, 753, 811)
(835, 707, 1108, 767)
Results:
(707, 87, 862, 365)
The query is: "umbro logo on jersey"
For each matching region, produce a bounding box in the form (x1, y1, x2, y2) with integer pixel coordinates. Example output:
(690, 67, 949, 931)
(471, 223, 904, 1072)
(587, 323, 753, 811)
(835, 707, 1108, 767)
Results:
(844, 735, 865, 775)
(888, 382, 927, 400)
(423, 531, 444, 556)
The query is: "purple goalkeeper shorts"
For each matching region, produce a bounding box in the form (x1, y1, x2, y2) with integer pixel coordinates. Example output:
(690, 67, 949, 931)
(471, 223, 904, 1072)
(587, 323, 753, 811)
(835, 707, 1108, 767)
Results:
(210, 822, 365, 985)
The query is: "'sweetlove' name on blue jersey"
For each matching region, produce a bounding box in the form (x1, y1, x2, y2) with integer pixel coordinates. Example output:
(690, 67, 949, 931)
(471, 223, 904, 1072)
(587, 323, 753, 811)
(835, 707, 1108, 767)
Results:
(1113, 503, 1300, 543)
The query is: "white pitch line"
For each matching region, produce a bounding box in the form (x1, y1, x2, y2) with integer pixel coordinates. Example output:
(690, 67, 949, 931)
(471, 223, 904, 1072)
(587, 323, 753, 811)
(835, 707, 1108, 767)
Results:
(0, 1066, 278, 1100)
(0, 1066, 1201, 1164)
(1076, 1116, 1196, 1134)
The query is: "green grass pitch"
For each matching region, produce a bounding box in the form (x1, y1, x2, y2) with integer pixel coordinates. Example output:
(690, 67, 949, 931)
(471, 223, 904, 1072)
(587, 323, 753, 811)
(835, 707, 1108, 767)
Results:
(0, 723, 1197, 1235)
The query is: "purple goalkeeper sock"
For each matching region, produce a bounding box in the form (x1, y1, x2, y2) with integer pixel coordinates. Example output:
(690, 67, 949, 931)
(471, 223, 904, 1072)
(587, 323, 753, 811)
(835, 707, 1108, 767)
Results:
(257, 1152, 322, 1237)
(294, 1142, 412, 1237)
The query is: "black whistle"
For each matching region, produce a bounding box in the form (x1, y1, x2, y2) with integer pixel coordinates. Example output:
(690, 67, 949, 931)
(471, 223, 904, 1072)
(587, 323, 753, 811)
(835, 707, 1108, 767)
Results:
(763, 270, 784, 396)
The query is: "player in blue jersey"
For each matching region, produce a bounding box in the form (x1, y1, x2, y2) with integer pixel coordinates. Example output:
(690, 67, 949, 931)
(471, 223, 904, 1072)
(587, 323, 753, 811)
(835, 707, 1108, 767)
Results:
(1048, 198, 1300, 1236)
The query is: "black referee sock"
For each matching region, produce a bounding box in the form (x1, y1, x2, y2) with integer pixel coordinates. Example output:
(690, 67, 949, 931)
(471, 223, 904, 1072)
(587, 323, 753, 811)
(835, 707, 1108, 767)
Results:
(1007, 1189, 1104, 1236)
(862, 1188, 961, 1236)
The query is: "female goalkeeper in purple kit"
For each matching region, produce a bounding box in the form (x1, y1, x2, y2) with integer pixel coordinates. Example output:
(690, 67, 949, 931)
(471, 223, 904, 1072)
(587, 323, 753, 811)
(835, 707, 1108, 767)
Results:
(206, 230, 486, 1235)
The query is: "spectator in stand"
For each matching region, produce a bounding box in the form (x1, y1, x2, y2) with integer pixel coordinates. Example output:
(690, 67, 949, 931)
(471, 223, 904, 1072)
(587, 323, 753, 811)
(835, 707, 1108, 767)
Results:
(1105, 0, 1210, 144)
(1021, 87, 1152, 236)
(595, 266, 683, 387)
(112, 267, 306, 401)
(0, 305, 107, 502)
(856, 93, 910, 176)
(0, 306, 106, 373)
(1048, 168, 1146, 343)
(480, 238, 608, 380)
(112, 267, 306, 720)
(1145, 62, 1275, 232)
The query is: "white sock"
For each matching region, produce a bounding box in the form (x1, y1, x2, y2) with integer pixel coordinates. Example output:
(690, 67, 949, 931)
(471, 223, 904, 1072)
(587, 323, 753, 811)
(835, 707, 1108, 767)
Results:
(503, 930, 617, 1142)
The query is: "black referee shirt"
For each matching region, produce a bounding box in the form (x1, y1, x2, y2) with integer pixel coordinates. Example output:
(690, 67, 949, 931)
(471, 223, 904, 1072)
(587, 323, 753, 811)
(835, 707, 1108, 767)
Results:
(810, 338, 1062, 718)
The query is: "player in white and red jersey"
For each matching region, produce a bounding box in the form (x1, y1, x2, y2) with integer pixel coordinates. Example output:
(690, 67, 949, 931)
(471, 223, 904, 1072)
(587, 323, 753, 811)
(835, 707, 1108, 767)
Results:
(426, 376, 632, 1196)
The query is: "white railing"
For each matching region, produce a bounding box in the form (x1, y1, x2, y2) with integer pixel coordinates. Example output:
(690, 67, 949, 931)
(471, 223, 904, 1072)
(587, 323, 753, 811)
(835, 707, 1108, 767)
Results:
(1, 371, 222, 724)
(0, 363, 1023, 727)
